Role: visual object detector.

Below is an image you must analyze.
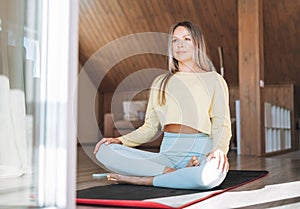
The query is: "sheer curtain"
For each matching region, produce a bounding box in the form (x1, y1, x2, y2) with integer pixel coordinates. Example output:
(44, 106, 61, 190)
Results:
(0, 0, 25, 89)
(0, 0, 28, 178)
(0, 0, 77, 207)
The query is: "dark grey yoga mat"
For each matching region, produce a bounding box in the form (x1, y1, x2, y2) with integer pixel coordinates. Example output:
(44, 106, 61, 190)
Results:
(77, 170, 268, 208)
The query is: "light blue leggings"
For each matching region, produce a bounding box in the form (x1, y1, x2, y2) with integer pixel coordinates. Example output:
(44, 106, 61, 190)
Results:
(96, 132, 227, 190)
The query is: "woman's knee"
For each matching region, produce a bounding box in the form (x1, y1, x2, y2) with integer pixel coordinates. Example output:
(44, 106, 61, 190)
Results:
(95, 144, 114, 165)
(194, 159, 227, 189)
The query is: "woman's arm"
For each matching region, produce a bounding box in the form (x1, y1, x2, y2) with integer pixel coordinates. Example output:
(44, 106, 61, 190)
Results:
(118, 86, 161, 147)
(210, 75, 232, 155)
(208, 76, 231, 173)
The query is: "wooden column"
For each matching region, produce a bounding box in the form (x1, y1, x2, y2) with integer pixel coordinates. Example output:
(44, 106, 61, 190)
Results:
(238, 0, 265, 155)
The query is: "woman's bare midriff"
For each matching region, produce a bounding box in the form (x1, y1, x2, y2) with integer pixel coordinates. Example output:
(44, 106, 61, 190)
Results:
(164, 124, 201, 134)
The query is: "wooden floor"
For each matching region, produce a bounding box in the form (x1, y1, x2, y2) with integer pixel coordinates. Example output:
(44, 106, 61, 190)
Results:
(76, 144, 300, 209)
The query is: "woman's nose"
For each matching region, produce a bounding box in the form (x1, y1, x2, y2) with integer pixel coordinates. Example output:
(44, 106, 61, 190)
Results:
(177, 39, 184, 47)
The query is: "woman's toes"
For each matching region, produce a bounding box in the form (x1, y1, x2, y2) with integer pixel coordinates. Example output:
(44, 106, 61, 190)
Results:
(187, 156, 200, 167)
(107, 173, 121, 183)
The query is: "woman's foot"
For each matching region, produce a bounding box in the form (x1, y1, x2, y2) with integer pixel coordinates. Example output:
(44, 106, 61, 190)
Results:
(186, 156, 200, 167)
(107, 173, 153, 186)
(163, 167, 176, 173)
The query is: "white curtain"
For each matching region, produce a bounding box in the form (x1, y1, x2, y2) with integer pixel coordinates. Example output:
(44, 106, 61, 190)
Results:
(0, 76, 27, 178)
(0, 0, 25, 90)
(0, 0, 28, 178)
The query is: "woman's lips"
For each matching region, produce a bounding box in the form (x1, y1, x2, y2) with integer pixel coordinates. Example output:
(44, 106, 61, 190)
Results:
(176, 50, 187, 54)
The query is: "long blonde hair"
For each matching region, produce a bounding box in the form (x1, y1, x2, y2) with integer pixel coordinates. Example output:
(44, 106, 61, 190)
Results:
(158, 21, 215, 105)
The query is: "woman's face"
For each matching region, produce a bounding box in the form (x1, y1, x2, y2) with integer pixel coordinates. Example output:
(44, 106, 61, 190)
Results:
(172, 26, 194, 63)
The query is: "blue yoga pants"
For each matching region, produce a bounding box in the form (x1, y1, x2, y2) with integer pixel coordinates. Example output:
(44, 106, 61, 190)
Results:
(96, 132, 227, 190)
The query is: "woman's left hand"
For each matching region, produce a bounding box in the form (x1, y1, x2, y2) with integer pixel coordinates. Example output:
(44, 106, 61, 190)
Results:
(206, 149, 229, 173)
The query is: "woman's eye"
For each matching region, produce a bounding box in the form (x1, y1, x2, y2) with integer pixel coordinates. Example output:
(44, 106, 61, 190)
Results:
(172, 39, 178, 43)
(185, 37, 191, 41)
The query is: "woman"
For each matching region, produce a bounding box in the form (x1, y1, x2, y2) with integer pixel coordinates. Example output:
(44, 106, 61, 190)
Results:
(93, 21, 232, 190)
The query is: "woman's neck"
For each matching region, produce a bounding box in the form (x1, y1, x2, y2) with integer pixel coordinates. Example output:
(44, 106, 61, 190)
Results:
(178, 61, 204, 73)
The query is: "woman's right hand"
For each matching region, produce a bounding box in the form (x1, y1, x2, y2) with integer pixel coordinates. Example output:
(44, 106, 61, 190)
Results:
(93, 137, 122, 155)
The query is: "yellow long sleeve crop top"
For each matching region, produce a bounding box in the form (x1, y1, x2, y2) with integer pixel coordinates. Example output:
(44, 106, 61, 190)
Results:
(118, 71, 232, 154)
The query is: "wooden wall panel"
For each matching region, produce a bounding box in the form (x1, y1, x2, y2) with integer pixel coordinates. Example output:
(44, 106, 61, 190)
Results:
(263, 84, 294, 110)
(263, 0, 300, 120)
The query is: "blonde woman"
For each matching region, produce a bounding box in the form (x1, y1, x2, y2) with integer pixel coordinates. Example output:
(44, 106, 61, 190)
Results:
(94, 21, 231, 190)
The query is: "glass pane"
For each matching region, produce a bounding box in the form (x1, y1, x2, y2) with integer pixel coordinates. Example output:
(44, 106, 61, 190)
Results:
(0, 0, 77, 207)
(0, 0, 41, 206)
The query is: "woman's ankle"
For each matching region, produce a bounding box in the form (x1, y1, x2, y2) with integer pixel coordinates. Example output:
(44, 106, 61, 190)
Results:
(163, 167, 176, 174)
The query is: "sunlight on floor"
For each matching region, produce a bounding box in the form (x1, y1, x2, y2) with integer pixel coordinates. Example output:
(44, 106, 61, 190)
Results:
(185, 181, 300, 208)
(0, 174, 34, 206)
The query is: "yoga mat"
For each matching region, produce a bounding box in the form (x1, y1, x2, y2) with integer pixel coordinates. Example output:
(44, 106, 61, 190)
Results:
(77, 170, 268, 208)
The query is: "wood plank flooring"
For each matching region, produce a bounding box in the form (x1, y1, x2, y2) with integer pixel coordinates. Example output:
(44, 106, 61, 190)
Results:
(76, 144, 300, 209)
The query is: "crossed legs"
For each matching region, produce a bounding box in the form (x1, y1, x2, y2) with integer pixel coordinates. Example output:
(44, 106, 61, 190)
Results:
(96, 143, 226, 190)
(106, 156, 200, 186)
